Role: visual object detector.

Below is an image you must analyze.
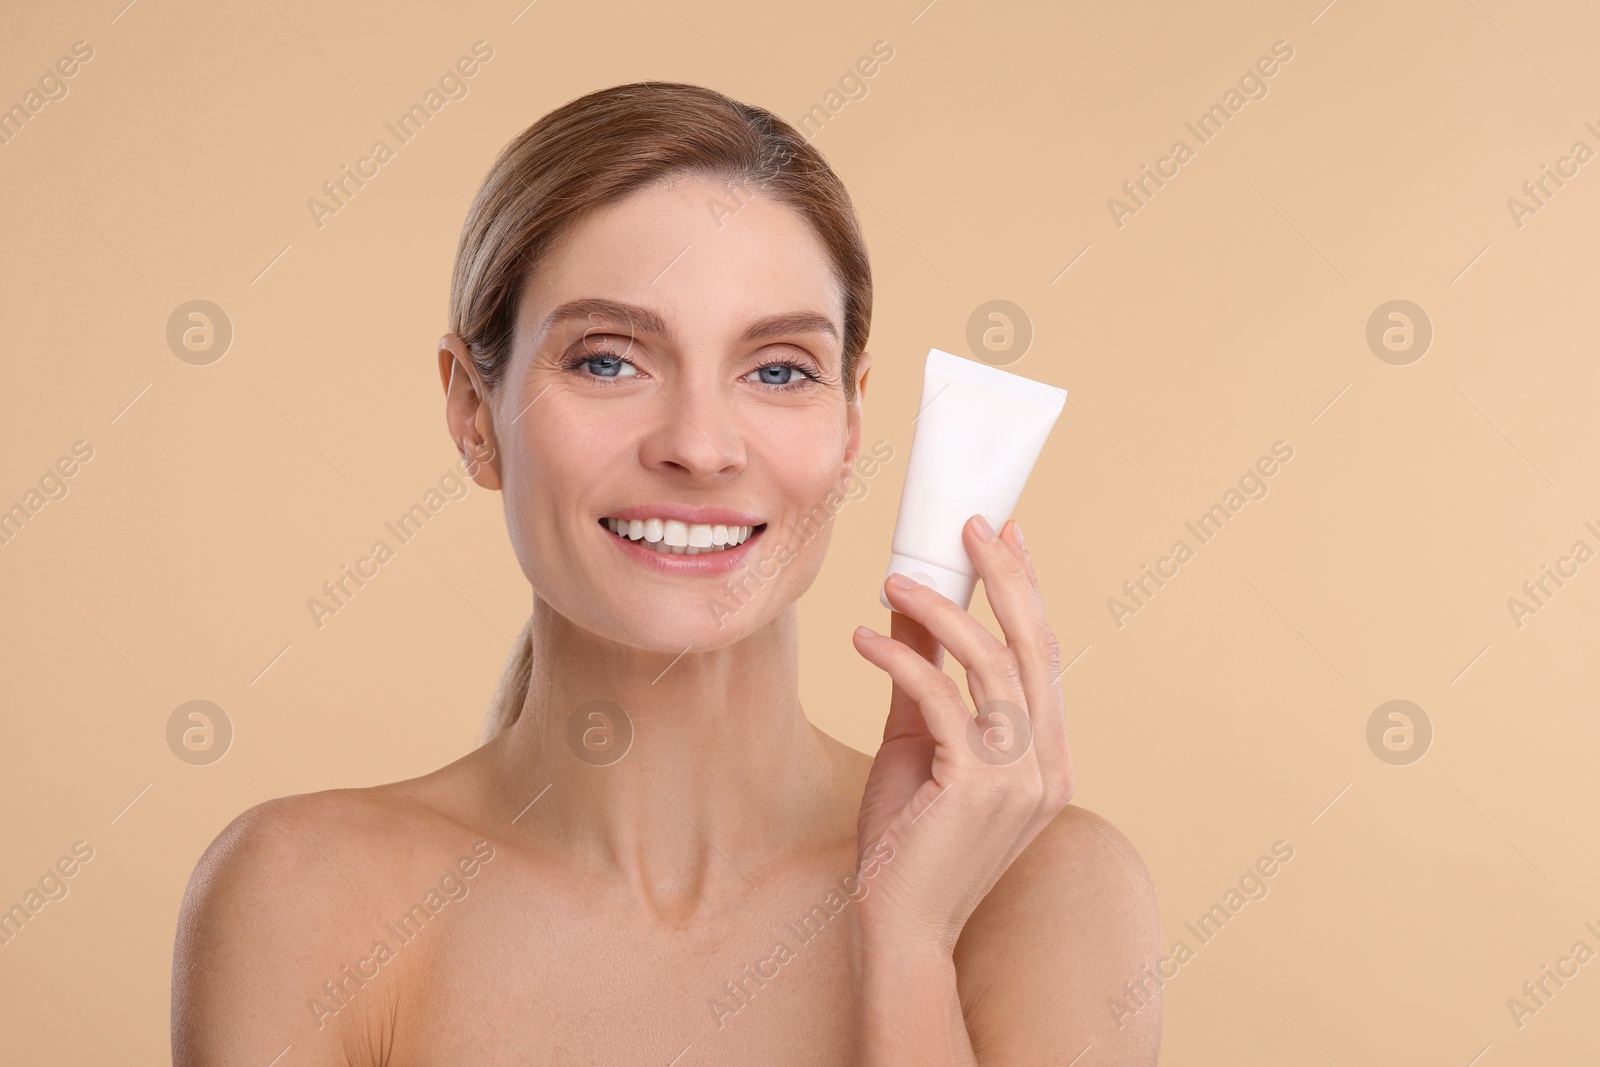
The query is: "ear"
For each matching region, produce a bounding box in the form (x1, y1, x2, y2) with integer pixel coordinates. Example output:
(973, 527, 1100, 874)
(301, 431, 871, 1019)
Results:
(438, 333, 502, 491)
(839, 348, 871, 490)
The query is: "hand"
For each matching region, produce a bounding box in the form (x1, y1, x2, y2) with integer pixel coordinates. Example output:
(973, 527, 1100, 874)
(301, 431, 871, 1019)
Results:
(850, 515, 1074, 957)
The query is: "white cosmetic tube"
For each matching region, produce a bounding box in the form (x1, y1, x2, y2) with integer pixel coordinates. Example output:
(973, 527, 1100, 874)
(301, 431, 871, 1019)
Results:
(880, 348, 1067, 610)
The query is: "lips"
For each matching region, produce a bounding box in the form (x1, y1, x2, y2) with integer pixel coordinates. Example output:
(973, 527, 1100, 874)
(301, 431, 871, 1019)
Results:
(597, 510, 769, 575)
(600, 516, 762, 555)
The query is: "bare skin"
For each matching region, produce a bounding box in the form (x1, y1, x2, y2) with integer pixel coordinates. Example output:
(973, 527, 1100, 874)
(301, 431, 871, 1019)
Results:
(172, 174, 1162, 1065)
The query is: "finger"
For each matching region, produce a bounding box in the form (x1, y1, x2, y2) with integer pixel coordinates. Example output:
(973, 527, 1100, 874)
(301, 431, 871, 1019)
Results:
(851, 625, 975, 754)
(885, 609, 943, 732)
(967, 517, 1071, 782)
(888, 608, 942, 667)
(882, 575, 1025, 714)
(966, 517, 1056, 710)
(1000, 516, 1043, 589)
(1000, 519, 1073, 802)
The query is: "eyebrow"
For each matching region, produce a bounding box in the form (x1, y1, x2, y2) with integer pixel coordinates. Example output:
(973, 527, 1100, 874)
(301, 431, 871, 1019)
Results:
(538, 298, 839, 348)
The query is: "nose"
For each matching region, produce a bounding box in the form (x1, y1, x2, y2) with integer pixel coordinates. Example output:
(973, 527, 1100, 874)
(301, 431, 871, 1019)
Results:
(636, 373, 748, 481)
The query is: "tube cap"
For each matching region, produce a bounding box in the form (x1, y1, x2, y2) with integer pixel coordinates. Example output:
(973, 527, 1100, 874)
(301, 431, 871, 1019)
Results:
(881, 554, 977, 611)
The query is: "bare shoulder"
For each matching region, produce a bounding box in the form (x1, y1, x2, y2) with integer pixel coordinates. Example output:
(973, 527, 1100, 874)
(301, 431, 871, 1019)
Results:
(173, 766, 496, 1066)
(954, 804, 1162, 1065)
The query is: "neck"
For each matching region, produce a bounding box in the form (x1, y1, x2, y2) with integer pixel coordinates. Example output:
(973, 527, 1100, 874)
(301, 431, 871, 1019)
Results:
(491, 594, 846, 916)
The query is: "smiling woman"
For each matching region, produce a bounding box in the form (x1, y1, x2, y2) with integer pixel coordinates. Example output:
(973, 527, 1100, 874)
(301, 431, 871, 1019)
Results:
(171, 81, 1161, 1066)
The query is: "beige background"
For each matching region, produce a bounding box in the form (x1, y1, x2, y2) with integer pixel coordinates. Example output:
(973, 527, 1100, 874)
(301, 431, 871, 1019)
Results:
(3, 0, 1597, 1062)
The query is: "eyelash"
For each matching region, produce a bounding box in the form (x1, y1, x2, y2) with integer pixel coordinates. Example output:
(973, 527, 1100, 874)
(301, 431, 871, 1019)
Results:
(560, 346, 823, 393)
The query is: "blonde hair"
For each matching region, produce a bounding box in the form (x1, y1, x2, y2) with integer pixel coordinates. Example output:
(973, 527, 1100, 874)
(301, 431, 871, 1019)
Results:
(478, 614, 535, 746)
(451, 81, 873, 743)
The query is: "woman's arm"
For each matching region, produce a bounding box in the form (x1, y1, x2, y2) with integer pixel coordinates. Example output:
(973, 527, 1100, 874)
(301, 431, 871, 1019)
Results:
(850, 516, 1160, 1064)
(851, 806, 1161, 1066)
(957, 805, 1161, 1063)
(853, 931, 975, 1066)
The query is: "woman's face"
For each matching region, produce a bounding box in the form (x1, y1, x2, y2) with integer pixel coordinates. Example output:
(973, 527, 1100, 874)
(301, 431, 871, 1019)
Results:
(446, 173, 870, 652)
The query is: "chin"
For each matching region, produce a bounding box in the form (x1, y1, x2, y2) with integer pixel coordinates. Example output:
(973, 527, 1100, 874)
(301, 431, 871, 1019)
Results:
(586, 594, 780, 654)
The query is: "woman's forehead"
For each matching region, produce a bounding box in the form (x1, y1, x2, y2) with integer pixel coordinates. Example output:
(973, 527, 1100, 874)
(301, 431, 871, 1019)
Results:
(517, 183, 845, 347)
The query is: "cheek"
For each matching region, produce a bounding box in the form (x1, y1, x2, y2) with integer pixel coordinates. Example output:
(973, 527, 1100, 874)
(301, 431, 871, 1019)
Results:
(501, 404, 615, 566)
(757, 418, 851, 574)
(761, 416, 848, 501)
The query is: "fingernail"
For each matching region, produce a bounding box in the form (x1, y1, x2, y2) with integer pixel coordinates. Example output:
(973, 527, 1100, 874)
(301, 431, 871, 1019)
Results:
(854, 625, 878, 640)
(886, 573, 917, 591)
(972, 515, 997, 542)
(1011, 520, 1025, 550)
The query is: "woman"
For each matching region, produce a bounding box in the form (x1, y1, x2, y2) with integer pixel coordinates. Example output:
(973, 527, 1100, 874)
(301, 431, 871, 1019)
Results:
(172, 82, 1161, 1065)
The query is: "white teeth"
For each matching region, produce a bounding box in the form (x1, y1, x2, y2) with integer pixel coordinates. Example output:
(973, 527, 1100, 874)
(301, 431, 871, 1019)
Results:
(602, 516, 761, 554)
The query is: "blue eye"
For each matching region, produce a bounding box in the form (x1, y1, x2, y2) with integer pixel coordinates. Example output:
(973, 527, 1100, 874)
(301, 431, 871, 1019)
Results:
(747, 361, 816, 391)
(583, 354, 629, 377)
(564, 347, 638, 380)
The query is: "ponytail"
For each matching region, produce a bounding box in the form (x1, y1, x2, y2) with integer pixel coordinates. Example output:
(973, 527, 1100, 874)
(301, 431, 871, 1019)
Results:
(477, 614, 534, 746)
